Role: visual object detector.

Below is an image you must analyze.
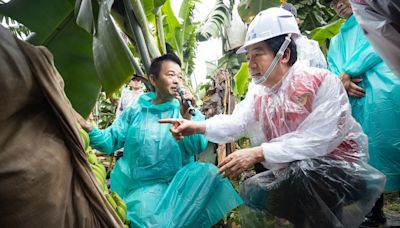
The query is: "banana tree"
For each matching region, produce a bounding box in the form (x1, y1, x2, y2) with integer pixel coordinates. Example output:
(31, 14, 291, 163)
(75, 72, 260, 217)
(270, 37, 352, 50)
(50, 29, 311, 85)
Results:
(310, 18, 344, 54)
(237, 0, 280, 23)
(0, 0, 206, 117)
(0, 0, 135, 117)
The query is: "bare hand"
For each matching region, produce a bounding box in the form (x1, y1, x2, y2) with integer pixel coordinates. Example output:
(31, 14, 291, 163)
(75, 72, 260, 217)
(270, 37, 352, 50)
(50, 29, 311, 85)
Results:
(339, 73, 365, 97)
(218, 147, 264, 178)
(76, 112, 93, 132)
(176, 89, 196, 119)
(158, 118, 205, 141)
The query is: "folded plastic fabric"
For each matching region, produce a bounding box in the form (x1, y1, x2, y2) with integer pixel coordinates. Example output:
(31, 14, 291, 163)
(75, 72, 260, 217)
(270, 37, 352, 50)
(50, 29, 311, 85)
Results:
(127, 162, 243, 228)
(240, 157, 385, 228)
(351, 0, 400, 77)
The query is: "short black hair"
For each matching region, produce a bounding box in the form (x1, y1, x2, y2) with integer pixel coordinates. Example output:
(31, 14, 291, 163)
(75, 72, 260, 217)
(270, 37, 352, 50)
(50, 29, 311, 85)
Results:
(149, 53, 181, 78)
(131, 74, 140, 81)
(264, 34, 297, 66)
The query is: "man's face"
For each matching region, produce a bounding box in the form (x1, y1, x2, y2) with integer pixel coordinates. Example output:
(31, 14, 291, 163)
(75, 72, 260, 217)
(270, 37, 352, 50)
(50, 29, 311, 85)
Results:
(245, 42, 277, 86)
(150, 60, 182, 98)
(330, 0, 352, 19)
(129, 79, 142, 90)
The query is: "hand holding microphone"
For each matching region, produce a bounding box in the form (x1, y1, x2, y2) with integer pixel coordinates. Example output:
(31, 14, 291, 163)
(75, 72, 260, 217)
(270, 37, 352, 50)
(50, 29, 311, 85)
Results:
(176, 85, 196, 117)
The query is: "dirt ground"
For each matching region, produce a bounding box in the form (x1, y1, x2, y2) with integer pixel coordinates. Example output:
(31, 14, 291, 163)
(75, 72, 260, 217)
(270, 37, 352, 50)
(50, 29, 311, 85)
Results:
(382, 192, 400, 228)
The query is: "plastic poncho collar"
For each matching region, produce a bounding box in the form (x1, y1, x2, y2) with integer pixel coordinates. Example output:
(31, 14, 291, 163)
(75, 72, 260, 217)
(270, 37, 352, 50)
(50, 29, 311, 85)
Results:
(138, 92, 180, 111)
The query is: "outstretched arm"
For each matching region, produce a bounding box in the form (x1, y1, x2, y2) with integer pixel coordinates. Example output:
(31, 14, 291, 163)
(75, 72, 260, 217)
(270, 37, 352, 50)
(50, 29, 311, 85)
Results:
(158, 118, 205, 141)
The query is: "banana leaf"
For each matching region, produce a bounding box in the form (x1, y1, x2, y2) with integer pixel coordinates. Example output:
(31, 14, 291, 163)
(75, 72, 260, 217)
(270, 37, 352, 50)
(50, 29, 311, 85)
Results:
(233, 62, 249, 98)
(0, 0, 134, 117)
(197, 0, 231, 41)
(310, 18, 344, 54)
(237, 0, 280, 24)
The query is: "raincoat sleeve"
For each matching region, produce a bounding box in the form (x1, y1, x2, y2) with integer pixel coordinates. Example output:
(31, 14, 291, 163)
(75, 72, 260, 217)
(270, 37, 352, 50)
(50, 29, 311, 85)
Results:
(204, 88, 256, 143)
(88, 107, 134, 155)
(260, 73, 352, 168)
(327, 36, 342, 76)
(342, 39, 383, 77)
(179, 110, 208, 156)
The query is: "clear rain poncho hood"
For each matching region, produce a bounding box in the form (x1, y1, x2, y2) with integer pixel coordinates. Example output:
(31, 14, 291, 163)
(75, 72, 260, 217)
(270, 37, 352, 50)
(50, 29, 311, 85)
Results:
(204, 62, 385, 227)
(88, 92, 242, 227)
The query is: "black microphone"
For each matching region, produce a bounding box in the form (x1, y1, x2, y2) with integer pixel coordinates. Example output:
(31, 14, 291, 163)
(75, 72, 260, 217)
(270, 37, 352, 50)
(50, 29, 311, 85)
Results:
(176, 85, 196, 116)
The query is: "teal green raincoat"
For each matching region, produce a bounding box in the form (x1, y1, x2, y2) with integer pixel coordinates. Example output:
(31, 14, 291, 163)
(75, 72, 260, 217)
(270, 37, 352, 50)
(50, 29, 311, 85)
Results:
(328, 15, 400, 192)
(88, 92, 242, 227)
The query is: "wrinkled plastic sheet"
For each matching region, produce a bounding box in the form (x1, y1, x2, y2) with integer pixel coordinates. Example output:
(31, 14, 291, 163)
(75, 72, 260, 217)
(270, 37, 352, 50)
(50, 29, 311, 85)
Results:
(239, 157, 385, 228)
(351, 0, 400, 77)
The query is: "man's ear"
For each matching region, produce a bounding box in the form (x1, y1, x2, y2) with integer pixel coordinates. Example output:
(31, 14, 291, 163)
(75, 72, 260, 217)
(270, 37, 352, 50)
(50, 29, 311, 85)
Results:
(281, 48, 291, 64)
(149, 74, 156, 86)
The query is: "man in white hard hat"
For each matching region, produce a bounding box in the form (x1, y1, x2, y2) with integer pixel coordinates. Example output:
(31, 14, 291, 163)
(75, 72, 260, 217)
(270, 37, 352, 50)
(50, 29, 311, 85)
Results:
(160, 7, 385, 227)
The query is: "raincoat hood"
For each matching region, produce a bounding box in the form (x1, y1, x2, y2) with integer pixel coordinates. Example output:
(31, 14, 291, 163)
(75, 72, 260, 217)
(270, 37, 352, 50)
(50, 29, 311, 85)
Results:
(138, 92, 180, 111)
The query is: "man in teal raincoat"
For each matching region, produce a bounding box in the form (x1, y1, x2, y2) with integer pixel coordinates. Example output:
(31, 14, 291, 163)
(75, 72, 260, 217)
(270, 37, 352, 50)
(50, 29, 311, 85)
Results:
(326, 0, 400, 226)
(79, 53, 242, 227)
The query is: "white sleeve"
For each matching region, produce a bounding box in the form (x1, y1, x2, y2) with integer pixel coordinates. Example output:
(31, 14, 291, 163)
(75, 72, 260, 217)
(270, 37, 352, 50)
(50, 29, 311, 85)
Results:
(116, 88, 128, 118)
(204, 84, 257, 143)
(261, 73, 352, 168)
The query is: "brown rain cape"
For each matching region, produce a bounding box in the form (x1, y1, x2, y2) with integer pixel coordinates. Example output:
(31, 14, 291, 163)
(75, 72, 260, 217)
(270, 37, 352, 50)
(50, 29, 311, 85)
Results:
(0, 26, 123, 227)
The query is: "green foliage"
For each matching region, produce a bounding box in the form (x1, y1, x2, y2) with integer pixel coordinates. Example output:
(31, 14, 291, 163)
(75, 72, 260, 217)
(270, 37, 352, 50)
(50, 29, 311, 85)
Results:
(142, 0, 166, 25)
(128, 0, 161, 59)
(384, 193, 400, 214)
(291, 0, 337, 33)
(233, 62, 249, 99)
(196, 0, 232, 41)
(199, 50, 245, 102)
(205, 50, 243, 78)
(310, 18, 344, 54)
(161, 0, 197, 81)
(0, 15, 31, 39)
(97, 90, 120, 129)
(237, 0, 280, 24)
(0, 0, 134, 117)
(92, 0, 136, 96)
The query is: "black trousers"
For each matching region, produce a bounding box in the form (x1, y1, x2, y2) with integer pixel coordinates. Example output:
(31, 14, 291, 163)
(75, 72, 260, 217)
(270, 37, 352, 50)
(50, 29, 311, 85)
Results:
(243, 159, 366, 228)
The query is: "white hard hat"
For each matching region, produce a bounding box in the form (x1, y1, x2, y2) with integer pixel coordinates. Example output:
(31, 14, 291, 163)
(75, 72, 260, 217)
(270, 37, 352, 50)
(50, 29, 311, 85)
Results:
(237, 7, 301, 54)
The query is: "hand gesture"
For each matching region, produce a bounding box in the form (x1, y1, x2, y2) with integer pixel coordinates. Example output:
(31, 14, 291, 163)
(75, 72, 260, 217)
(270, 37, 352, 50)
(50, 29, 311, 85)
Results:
(339, 73, 365, 97)
(75, 110, 93, 132)
(158, 118, 205, 141)
(218, 147, 264, 178)
(176, 89, 196, 119)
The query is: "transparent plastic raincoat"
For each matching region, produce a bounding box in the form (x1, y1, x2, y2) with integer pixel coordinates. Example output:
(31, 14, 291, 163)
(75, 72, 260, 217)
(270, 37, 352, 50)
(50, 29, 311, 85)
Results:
(295, 35, 327, 69)
(204, 62, 385, 227)
(351, 0, 400, 77)
(328, 15, 400, 192)
(88, 92, 242, 227)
